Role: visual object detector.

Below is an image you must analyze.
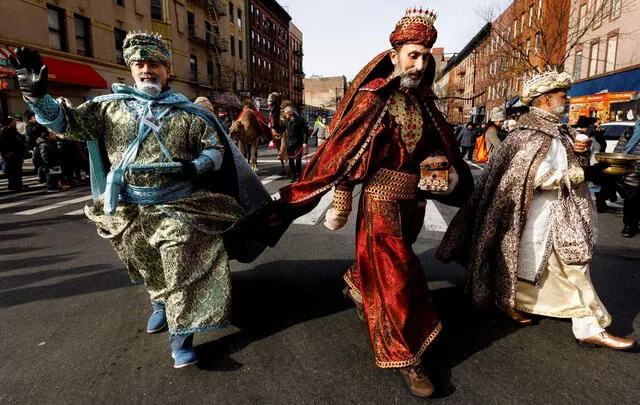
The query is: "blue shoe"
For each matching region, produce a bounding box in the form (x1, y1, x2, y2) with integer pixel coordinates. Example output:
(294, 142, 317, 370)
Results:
(146, 301, 167, 333)
(170, 334, 198, 369)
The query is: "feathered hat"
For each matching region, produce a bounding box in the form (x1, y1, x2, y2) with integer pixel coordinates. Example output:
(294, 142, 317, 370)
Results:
(520, 68, 573, 105)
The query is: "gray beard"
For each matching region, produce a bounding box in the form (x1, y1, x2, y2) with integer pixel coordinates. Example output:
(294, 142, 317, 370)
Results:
(394, 65, 423, 89)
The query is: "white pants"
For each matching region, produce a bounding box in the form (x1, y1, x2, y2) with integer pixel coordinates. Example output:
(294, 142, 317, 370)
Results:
(572, 316, 605, 339)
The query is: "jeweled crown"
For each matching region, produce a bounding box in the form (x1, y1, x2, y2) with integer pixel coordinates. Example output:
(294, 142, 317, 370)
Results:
(396, 7, 437, 29)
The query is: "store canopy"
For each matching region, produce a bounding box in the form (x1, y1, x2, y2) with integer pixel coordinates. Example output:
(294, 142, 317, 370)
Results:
(568, 67, 640, 97)
(0, 48, 107, 89)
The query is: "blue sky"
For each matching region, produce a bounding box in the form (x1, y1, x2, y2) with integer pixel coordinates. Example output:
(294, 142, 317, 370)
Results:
(280, 0, 510, 79)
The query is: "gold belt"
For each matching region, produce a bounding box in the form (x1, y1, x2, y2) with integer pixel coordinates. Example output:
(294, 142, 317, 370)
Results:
(364, 168, 419, 201)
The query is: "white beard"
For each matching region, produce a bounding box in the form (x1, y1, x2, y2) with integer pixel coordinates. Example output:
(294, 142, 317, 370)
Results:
(134, 75, 162, 95)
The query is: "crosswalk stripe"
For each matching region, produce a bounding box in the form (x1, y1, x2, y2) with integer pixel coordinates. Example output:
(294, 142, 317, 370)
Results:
(64, 208, 85, 216)
(293, 189, 334, 225)
(423, 202, 449, 232)
(0, 190, 82, 210)
(260, 175, 280, 186)
(0, 186, 47, 201)
(15, 195, 92, 215)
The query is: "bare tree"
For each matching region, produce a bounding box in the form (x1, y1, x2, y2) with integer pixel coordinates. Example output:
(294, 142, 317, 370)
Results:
(478, 0, 633, 73)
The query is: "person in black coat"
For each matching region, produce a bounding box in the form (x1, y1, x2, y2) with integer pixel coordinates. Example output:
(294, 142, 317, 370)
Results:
(0, 117, 27, 191)
(456, 122, 477, 160)
(25, 111, 48, 183)
(284, 105, 308, 183)
(37, 131, 63, 192)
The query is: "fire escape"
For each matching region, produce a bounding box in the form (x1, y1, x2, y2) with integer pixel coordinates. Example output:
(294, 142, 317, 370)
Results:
(188, 0, 228, 92)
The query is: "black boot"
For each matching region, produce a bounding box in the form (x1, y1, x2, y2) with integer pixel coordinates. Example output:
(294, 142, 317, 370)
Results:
(621, 225, 638, 238)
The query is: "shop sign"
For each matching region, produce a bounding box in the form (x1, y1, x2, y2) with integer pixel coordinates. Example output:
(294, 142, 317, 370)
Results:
(0, 77, 16, 90)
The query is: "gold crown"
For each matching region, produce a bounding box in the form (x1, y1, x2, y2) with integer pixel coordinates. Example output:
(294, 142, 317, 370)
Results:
(396, 7, 437, 30)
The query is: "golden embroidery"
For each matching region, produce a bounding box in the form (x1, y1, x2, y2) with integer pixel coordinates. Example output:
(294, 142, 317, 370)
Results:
(387, 92, 423, 153)
(364, 168, 419, 201)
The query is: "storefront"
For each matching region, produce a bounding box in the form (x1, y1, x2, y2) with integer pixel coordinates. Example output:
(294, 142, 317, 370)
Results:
(567, 65, 640, 124)
(0, 46, 107, 116)
(568, 92, 637, 124)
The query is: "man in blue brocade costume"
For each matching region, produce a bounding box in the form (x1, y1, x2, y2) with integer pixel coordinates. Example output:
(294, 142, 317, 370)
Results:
(10, 32, 270, 368)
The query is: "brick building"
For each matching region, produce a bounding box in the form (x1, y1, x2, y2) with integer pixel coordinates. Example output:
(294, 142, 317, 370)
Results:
(302, 75, 347, 111)
(564, 0, 640, 123)
(0, 0, 249, 117)
(437, 0, 574, 123)
(289, 21, 303, 108)
(246, 0, 291, 108)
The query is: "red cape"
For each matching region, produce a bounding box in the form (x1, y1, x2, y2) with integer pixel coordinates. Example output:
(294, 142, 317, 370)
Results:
(277, 50, 473, 219)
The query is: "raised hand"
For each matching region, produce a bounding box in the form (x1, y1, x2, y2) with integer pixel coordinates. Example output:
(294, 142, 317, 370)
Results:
(8, 47, 48, 99)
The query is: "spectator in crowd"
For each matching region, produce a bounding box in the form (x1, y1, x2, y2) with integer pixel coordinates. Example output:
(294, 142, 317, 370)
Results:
(485, 106, 506, 157)
(25, 110, 48, 183)
(614, 119, 640, 237)
(37, 130, 63, 192)
(284, 104, 308, 183)
(456, 122, 476, 160)
(311, 116, 327, 146)
(0, 116, 27, 191)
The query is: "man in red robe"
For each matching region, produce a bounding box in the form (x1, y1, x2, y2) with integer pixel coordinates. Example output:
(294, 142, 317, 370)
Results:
(270, 7, 473, 397)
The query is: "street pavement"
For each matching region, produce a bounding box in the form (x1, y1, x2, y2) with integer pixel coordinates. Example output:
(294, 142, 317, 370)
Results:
(0, 149, 638, 405)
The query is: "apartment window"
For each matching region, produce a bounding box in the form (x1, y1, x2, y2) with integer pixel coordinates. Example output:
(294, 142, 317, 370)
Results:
(513, 19, 517, 38)
(578, 4, 587, 32)
(537, 0, 543, 19)
(207, 59, 214, 82)
(592, 0, 602, 28)
(526, 38, 531, 58)
(229, 2, 234, 23)
(529, 4, 534, 26)
(605, 35, 618, 72)
(238, 39, 243, 60)
(151, 0, 163, 20)
(74, 15, 91, 56)
(611, 0, 621, 18)
(187, 11, 195, 36)
(190, 54, 197, 81)
(250, 4, 254, 14)
(47, 5, 67, 51)
(205, 21, 212, 43)
(113, 0, 124, 5)
(114, 28, 126, 65)
(534, 32, 540, 53)
(520, 12, 525, 33)
(230, 35, 235, 56)
(237, 8, 242, 28)
(574, 51, 583, 79)
(589, 42, 599, 76)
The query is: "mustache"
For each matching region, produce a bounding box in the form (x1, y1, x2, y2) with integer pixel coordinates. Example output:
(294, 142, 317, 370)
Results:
(137, 73, 160, 82)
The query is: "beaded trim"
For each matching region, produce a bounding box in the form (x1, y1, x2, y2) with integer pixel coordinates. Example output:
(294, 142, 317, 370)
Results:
(364, 168, 419, 201)
(376, 321, 442, 369)
(333, 188, 353, 212)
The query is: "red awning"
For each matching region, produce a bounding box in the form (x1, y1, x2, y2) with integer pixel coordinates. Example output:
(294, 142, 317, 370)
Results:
(42, 56, 108, 89)
(0, 48, 107, 89)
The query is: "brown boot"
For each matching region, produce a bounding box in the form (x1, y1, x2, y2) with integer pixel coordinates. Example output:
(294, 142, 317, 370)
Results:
(342, 287, 364, 320)
(506, 308, 534, 325)
(395, 362, 435, 398)
(577, 331, 637, 351)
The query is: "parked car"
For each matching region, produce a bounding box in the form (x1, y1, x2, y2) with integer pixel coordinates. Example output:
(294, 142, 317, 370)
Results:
(601, 121, 635, 152)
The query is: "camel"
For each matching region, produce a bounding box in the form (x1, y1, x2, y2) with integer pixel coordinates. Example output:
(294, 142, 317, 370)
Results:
(268, 92, 288, 176)
(229, 109, 260, 172)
